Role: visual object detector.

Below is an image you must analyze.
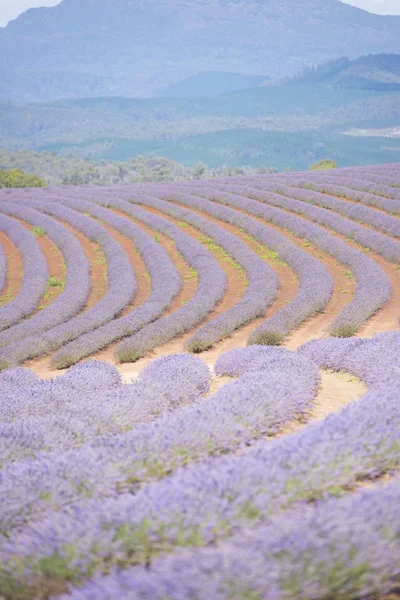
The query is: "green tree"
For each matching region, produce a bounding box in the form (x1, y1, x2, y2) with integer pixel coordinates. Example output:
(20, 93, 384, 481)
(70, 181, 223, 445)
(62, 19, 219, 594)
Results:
(309, 159, 338, 171)
(0, 168, 46, 188)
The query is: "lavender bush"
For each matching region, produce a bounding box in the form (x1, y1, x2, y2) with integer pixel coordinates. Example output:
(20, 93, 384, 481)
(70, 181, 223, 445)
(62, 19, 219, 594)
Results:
(0, 358, 319, 533)
(0, 201, 92, 359)
(0, 240, 6, 295)
(1, 374, 399, 590)
(0, 211, 48, 331)
(61, 480, 400, 600)
(146, 186, 333, 345)
(173, 184, 391, 337)
(139, 353, 211, 403)
(114, 193, 278, 352)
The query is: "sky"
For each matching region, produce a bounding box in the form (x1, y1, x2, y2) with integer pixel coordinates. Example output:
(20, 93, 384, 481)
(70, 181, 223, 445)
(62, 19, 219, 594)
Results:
(1, 0, 400, 26)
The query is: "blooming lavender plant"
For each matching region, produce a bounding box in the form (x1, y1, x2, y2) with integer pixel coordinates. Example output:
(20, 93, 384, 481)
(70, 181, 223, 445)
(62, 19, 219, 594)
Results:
(173, 184, 391, 337)
(0, 359, 319, 533)
(0, 211, 48, 331)
(214, 345, 316, 378)
(0, 201, 91, 357)
(60, 480, 400, 600)
(299, 330, 400, 387)
(100, 192, 278, 353)
(139, 354, 211, 403)
(2, 377, 399, 590)
(145, 186, 333, 345)
(0, 240, 6, 295)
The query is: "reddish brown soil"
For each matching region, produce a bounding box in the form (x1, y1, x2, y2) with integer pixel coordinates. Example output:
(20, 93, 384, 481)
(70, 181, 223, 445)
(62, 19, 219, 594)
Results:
(32, 235, 66, 312)
(205, 203, 356, 350)
(95, 204, 249, 378)
(71, 229, 108, 311)
(92, 208, 200, 371)
(281, 199, 400, 338)
(101, 223, 151, 318)
(142, 203, 248, 315)
(0, 231, 23, 306)
(13, 217, 66, 313)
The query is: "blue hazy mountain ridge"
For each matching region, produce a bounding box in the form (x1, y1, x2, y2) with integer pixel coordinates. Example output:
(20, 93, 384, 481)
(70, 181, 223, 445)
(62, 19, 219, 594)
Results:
(156, 72, 269, 98)
(1, 0, 400, 102)
(288, 54, 400, 90)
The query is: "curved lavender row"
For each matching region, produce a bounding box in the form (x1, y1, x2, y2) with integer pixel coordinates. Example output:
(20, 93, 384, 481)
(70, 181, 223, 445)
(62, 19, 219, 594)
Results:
(299, 330, 400, 388)
(0, 360, 319, 533)
(0, 358, 209, 425)
(0, 358, 211, 464)
(214, 345, 316, 379)
(213, 181, 400, 263)
(14, 194, 135, 317)
(139, 354, 212, 404)
(63, 480, 400, 600)
(143, 186, 332, 346)
(290, 173, 400, 204)
(332, 168, 400, 188)
(49, 194, 225, 365)
(106, 192, 277, 353)
(0, 201, 91, 355)
(45, 203, 182, 369)
(186, 185, 391, 337)
(274, 183, 400, 237)
(0, 212, 48, 331)
(60, 189, 277, 351)
(2, 370, 399, 587)
(0, 240, 6, 295)
(77, 199, 228, 363)
(0, 198, 148, 367)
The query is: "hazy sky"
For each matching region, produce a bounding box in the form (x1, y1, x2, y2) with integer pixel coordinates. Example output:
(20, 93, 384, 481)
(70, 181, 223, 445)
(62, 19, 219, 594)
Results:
(1, 0, 400, 26)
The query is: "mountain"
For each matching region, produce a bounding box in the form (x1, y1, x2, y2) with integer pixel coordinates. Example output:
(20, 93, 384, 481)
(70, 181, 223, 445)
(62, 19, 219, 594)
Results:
(289, 53, 400, 90)
(2, 82, 396, 150)
(156, 72, 269, 98)
(1, 0, 400, 102)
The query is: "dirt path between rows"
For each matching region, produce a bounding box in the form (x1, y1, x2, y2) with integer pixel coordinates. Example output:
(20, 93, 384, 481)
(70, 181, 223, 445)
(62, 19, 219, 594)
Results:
(0, 231, 23, 307)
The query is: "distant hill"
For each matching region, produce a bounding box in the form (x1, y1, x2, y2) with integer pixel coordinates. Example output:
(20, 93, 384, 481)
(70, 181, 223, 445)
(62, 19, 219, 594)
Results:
(157, 72, 269, 98)
(1, 79, 399, 151)
(2, 0, 400, 102)
(290, 53, 400, 91)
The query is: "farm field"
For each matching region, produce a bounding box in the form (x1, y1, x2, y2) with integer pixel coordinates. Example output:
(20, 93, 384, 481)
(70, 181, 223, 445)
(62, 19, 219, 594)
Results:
(1, 163, 400, 599)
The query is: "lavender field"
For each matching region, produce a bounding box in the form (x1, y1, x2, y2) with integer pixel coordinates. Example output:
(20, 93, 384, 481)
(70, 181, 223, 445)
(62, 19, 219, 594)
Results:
(0, 163, 400, 599)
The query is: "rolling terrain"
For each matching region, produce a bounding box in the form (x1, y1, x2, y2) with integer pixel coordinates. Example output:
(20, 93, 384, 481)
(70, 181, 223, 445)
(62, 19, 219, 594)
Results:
(1, 163, 400, 599)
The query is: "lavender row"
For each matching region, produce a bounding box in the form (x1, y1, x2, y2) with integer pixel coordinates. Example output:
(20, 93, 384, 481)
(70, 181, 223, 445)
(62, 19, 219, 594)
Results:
(53, 188, 279, 352)
(0, 240, 6, 295)
(0, 197, 162, 367)
(142, 186, 333, 345)
(2, 340, 399, 588)
(100, 192, 278, 353)
(16, 194, 136, 315)
(79, 197, 227, 363)
(63, 480, 400, 600)
(275, 182, 400, 237)
(0, 211, 48, 331)
(0, 201, 91, 355)
(299, 330, 400, 388)
(217, 180, 400, 263)
(0, 349, 319, 533)
(0, 355, 210, 424)
(291, 173, 400, 204)
(0, 356, 211, 463)
(323, 166, 400, 187)
(47, 193, 225, 365)
(188, 184, 392, 337)
(45, 201, 183, 369)
(61, 189, 277, 352)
